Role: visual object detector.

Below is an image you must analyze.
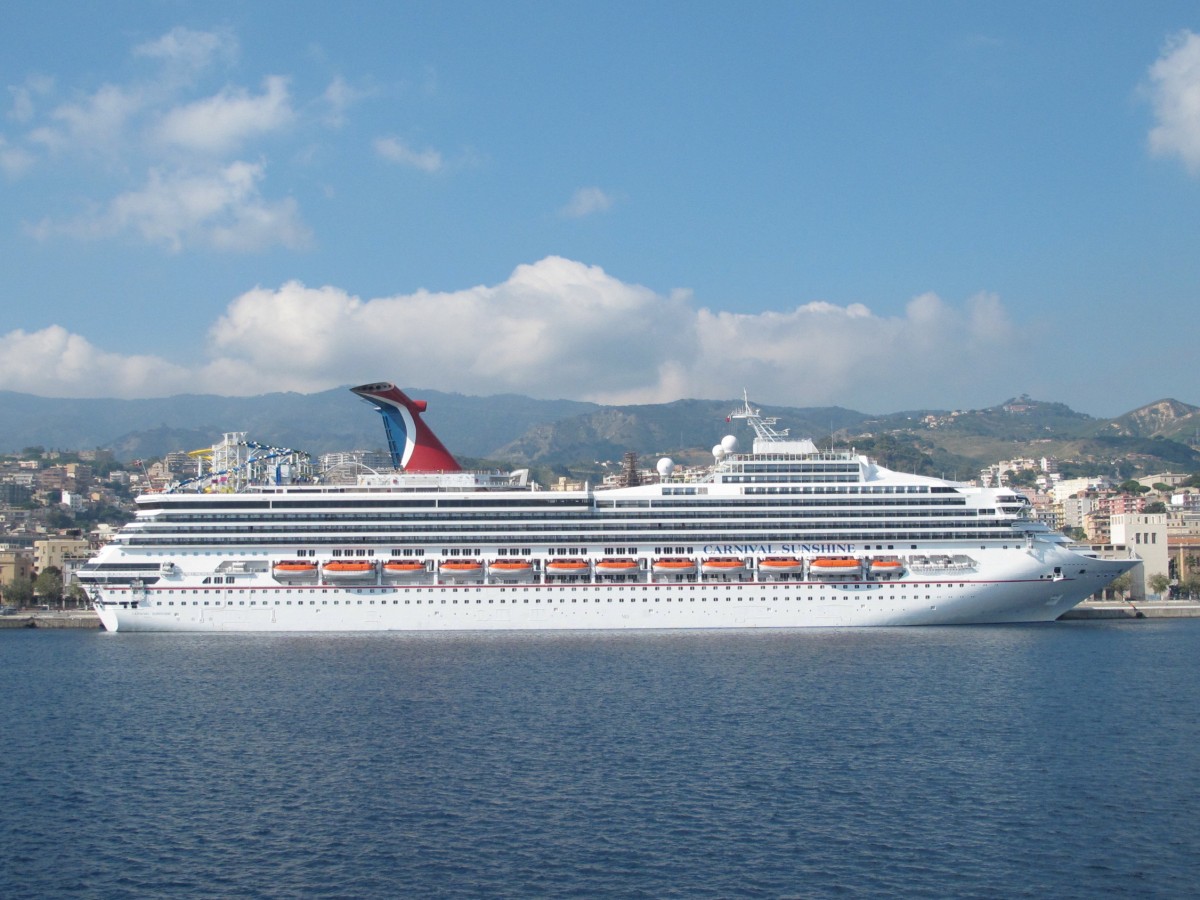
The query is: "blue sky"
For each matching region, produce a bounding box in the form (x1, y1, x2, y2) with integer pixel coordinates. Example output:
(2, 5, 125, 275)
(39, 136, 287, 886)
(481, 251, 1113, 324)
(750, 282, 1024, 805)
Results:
(1, 2, 1198, 416)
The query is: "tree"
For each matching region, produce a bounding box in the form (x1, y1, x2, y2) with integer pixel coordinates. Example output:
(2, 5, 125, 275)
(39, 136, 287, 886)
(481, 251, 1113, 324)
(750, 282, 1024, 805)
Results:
(1143, 501, 1166, 514)
(34, 566, 63, 607)
(1118, 479, 1149, 495)
(2, 576, 34, 608)
(1007, 468, 1039, 488)
(65, 582, 89, 609)
(1108, 573, 1132, 599)
(1149, 573, 1171, 597)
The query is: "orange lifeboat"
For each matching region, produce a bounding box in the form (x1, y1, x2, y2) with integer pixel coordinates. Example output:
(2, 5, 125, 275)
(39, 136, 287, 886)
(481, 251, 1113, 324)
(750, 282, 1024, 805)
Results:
(869, 558, 905, 577)
(322, 560, 378, 581)
(490, 559, 534, 581)
(596, 557, 639, 573)
(808, 557, 862, 578)
(652, 557, 697, 577)
(758, 556, 802, 575)
(272, 560, 318, 580)
(440, 559, 484, 581)
(701, 557, 745, 576)
(383, 560, 427, 579)
(545, 558, 590, 577)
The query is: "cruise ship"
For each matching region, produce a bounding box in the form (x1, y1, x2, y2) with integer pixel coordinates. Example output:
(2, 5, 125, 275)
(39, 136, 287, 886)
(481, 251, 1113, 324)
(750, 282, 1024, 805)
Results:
(82, 382, 1136, 632)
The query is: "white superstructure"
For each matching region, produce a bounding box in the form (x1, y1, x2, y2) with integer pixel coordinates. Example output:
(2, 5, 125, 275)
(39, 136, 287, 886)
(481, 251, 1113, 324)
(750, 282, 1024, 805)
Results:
(82, 383, 1136, 632)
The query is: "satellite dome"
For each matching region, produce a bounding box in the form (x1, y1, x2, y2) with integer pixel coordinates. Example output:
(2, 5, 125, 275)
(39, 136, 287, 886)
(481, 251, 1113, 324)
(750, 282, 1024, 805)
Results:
(721, 435, 739, 453)
(656, 457, 675, 479)
(712, 444, 726, 461)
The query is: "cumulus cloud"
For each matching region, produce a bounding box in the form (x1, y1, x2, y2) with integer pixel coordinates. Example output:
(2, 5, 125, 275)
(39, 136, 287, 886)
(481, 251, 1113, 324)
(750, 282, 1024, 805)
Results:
(1147, 29, 1200, 173)
(0, 326, 195, 398)
(0, 256, 1024, 409)
(32, 161, 311, 252)
(154, 76, 294, 155)
(37, 83, 146, 158)
(561, 186, 615, 218)
(374, 136, 444, 172)
(0, 135, 36, 177)
(10, 27, 329, 251)
(320, 75, 370, 127)
(133, 26, 238, 81)
(8, 74, 54, 123)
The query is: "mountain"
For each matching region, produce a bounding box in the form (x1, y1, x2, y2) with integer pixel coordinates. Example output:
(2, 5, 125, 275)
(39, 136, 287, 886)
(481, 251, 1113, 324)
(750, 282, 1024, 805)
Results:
(837, 397, 1200, 479)
(1, 387, 1198, 479)
(1102, 399, 1200, 441)
(0, 387, 594, 461)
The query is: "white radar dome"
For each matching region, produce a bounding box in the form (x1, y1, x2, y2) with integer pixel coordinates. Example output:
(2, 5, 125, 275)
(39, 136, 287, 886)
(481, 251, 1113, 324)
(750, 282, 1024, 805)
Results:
(657, 457, 675, 479)
(721, 435, 739, 453)
(712, 444, 726, 461)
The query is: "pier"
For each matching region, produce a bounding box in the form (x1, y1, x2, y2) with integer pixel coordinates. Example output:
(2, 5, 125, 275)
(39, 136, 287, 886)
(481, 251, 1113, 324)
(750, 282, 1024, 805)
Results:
(0, 611, 101, 629)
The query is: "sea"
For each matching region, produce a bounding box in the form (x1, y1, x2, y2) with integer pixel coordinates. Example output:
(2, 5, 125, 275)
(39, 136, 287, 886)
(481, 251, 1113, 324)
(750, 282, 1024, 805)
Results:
(2, 620, 1199, 899)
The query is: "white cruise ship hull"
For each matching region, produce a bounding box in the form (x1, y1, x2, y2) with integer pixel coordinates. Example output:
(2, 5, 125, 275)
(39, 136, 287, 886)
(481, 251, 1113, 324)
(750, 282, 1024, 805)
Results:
(84, 382, 1139, 634)
(93, 552, 1132, 633)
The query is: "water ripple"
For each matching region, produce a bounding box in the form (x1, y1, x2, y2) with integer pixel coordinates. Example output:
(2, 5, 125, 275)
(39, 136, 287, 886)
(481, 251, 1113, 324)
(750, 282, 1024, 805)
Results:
(1, 622, 1199, 898)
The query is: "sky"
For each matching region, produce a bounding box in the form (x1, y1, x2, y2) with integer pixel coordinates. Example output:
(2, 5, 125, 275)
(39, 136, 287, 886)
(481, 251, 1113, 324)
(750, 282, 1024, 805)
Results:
(1, 2, 1199, 417)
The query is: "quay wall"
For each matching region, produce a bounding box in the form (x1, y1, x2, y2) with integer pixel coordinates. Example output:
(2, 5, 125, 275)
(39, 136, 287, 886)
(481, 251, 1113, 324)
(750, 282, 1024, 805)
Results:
(0, 612, 101, 629)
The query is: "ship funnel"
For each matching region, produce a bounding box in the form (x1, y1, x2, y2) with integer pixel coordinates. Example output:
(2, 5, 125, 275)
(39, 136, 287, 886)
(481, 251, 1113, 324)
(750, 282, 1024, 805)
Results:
(350, 382, 462, 472)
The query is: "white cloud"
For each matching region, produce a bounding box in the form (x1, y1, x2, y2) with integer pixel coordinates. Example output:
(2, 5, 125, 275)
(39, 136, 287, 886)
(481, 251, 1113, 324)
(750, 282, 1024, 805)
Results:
(11, 27, 333, 252)
(133, 26, 237, 80)
(154, 76, 294, 155)
(34, 161, 312, 252)
(0, 326, 194, 398)
(320, 76, 370, 127)
(8, 74, 54, 123)
(1147, 30, 1200, 173)
(0, 135, 36, 177)
(374, 136, 444, 172)
(0, 256, 1024, 411)
(561, 186, 614, 218)
(39, 82, 146, 157)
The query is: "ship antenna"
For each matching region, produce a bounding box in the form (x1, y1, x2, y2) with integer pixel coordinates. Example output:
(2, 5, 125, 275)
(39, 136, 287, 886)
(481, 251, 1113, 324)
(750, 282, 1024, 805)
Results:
(728, 389, 789, 444)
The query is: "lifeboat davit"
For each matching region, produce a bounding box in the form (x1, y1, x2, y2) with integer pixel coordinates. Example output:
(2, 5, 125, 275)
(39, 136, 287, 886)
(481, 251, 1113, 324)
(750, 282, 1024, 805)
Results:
(440, 560, 484, 581)
(758, 556, 802, 575)
(701, 557, 745, 576)
(596, 557, 639, 574)
(545, 558, 590, 577)
(490, 559, 534, 580)
(652, 557, 697, 577)
(322, 560, 378, 581)
(383, 561, 427, 579)
(272, 560, 318, 581)
(808, 557, 862, 578)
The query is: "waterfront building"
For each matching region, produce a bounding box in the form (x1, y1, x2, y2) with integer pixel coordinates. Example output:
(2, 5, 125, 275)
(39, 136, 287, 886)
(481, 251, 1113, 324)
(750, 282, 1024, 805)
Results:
(33, 536, 92, 574)
(1110, 513, 1169, 598)
(0, 547, 34, 594)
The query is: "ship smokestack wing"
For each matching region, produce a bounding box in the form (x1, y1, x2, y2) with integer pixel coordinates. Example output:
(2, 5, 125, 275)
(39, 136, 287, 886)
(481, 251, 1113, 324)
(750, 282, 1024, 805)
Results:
(350, 382, 462, 472)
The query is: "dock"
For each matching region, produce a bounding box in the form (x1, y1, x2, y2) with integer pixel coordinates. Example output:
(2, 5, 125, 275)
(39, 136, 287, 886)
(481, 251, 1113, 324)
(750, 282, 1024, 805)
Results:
(0, 611, 101, 629)
(1060, 599, 1200, 620)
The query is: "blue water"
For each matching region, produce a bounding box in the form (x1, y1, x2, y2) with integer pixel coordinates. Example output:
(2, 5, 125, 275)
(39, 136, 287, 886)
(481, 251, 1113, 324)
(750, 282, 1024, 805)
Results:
(2, 621, 1199, 898)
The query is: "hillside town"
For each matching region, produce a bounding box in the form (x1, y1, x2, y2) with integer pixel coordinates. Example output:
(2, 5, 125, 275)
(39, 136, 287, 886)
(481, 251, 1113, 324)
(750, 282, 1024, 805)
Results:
(1, 443, 1197, 610)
